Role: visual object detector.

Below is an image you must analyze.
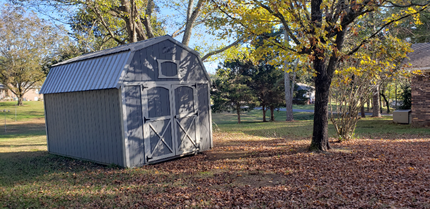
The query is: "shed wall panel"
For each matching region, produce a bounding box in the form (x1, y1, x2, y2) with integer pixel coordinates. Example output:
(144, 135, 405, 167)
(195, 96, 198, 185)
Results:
(124, 40, 207, 83)
(197, 84, 211, 151)
(124, 85, 145, 167)
(45, 89, 124, 166)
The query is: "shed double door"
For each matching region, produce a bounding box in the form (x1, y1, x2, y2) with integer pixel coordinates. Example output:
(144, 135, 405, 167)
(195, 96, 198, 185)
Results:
(142, 84, 199, 163)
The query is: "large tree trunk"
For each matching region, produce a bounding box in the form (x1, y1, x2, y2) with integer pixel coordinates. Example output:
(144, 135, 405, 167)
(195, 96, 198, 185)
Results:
(236, 104, 241, 124)
(310, 59, 331, 151)
(270, 105, 275, 121)
(262, 105, 267, 122)
(309, 0, 345, 151)
(360, 97, 366, 118)
(284, 60, 298, 121)
(284, 30, 294, 121)
(372, 85, 381, 117)
(284, 71, 293, 121)
(367, 99, 370, 112)
(395, 84, 398, 108)
(379, 90, 383, 114)
(380, 93, 390, 114)
(17, 96, 23, 106)
(182, 0, 204, 46)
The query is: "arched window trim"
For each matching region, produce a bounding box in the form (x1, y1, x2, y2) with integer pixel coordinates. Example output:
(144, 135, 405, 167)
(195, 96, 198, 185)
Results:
(157, 59, 181, 79)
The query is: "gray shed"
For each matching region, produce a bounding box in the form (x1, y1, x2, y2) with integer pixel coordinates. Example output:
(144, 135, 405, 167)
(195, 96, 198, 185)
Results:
(40, 35, 213, 167)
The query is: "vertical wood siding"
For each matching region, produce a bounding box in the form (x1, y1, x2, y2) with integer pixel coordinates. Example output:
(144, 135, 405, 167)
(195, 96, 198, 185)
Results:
(45, 89, 124, 167)
(197, 84, 211, 151)
(124, 40, 207, 83)
(124, 85, 145, 167)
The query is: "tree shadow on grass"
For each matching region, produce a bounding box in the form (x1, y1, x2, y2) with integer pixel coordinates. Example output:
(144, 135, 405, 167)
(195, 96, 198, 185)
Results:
(0, 122, 46, 139)
(0, 144, 46, 148)
(0, 151, 106, 187)
(241, 124, 320, 139)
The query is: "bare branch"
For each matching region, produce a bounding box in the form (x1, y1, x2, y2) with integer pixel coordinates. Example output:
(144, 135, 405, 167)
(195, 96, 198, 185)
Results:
(201, 38, 243, 61)
(142, 0, 155, 39)
(182, 0, 205, 45)
(386, 1, 430, 7)
(347, 5, 428, 56)
(90, 3, 126, 45)
(253, 0, 302, 46)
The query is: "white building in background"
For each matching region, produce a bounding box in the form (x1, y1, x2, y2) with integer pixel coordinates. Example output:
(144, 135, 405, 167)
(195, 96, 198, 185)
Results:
(296, 83, 315, 104)
(0, 83, 42, 101)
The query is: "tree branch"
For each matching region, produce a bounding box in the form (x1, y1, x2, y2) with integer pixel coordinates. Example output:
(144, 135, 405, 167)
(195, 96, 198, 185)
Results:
(347, 5, 428, 56)
(253, 0, 302, 46)
(90, 3, 126, 45)
(182, 0, 205, 45)
(210, 0, 301, 54)
(386, 1, 430, 7)
(201, 38, 243, 61)
(142, 0, 155, 39)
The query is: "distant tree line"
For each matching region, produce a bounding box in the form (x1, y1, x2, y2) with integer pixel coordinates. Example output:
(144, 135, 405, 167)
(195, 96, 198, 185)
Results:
(211, 57, 314, 124)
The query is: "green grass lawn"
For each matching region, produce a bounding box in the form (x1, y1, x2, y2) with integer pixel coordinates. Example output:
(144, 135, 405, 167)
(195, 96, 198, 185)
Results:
(214, 109, 429, 139)
(293, 103, 395, 113)
(0, 101, 45, 122)
(292, 104, 315, 110)
(1, 103, 430, 207)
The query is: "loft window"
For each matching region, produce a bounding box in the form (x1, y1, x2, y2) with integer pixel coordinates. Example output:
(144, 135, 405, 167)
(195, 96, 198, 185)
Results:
(157, 59, 181, 79)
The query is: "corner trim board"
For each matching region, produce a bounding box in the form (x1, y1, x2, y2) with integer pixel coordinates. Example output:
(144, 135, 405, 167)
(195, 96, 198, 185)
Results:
(119, 86, 130, 167)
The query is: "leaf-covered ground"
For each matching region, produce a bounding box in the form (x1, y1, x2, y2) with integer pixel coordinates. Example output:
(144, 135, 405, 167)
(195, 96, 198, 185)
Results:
(1, 109, 430, 208)
(1, 131, 430, 208)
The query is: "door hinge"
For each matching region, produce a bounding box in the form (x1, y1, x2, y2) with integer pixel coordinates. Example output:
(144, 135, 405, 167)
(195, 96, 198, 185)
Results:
(147, 155, 153, 161)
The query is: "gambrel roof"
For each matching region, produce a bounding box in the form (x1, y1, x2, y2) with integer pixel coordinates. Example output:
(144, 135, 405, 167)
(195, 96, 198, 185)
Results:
(40, 35, 209, 94)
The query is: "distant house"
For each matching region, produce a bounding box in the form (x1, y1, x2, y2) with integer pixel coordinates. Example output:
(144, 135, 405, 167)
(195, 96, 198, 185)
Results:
(0, 83, 42, 101)
(294, 83, 315, 104)
(404, 43, 430, 127)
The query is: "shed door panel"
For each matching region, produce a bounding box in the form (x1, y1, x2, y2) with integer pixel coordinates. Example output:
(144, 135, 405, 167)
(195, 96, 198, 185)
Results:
(143, 86, 175, 162)
(173, 85, 199, 155)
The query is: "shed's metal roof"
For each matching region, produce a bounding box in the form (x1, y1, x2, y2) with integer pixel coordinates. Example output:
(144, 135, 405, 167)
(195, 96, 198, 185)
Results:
(40, 51, 131, 94)
(40, 35, 207, 94)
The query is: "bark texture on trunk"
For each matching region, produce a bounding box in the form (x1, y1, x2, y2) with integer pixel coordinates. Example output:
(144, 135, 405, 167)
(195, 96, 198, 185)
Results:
(367, 99, 370, 112)
(17, 97, 23, 106)
(284, 72, 293, 121)
(236, 104, 241, 124)
(310, 59, 331, 151)
(372, 86, 381, 117)
(309, 0, 346, 151)
(270, 106, 275, 121)
(380, 93, 390, 114)
(262, 105, 267, 122)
